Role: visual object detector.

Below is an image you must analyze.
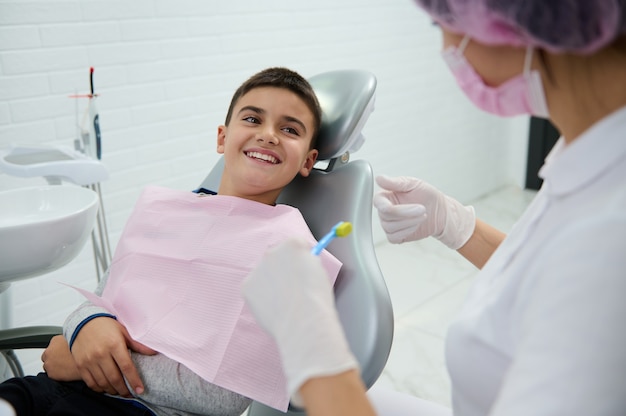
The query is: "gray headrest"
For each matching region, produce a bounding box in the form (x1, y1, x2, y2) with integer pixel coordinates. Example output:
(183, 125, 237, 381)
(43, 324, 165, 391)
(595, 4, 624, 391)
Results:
(308, 70, 377, 161)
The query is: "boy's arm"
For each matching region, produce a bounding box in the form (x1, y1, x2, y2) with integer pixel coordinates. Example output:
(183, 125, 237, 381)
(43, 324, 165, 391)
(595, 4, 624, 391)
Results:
(55, 297, 252, 414)
(41, 335, 81, 381)
(60, 271, 156, 398)
(62, 270, 113, 346)
(44, 272, 115, 383)
(50, 271, 110, 383)
(130, 352, 252, 415)
(70, 316, 155, 397)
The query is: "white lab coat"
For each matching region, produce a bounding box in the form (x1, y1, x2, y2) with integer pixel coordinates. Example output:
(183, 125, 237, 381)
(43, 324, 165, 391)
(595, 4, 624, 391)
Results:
(369, 106, 626, 415)
(447, 106, 626, 415)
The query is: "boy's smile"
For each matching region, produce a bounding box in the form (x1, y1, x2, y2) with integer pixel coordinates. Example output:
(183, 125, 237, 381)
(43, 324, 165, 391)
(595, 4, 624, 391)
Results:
(244, 149, 281, 165)
(216, 87, 318, 205)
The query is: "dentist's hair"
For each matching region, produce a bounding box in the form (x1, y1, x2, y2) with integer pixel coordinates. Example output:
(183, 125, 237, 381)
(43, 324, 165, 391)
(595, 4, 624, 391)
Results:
(415, 0, 626, 54)
(224, 67, 322, 147)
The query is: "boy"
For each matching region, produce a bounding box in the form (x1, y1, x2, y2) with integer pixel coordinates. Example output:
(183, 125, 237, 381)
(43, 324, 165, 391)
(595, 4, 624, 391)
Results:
(0, 67, 342, 416)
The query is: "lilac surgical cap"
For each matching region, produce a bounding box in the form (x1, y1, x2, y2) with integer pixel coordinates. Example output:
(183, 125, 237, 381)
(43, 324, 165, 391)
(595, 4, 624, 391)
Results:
(414, 0, 626, 54)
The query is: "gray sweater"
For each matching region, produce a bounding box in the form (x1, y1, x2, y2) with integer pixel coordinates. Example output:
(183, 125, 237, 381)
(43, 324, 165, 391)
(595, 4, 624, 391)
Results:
(63, 272, 252, 416)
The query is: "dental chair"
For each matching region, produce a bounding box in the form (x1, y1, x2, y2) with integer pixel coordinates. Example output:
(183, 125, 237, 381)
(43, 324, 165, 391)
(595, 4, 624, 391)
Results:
(0, 69, 394, 416)
(199, 69, 393, 415)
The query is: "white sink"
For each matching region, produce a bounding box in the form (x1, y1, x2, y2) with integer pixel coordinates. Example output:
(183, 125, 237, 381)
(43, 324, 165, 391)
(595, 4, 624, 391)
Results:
(0, 185, 99, 283)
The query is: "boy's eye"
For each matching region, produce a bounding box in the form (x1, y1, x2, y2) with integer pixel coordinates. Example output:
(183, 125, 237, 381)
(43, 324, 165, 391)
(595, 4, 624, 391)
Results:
(282, 126, 299, 136)
(243, 116, 260, 124)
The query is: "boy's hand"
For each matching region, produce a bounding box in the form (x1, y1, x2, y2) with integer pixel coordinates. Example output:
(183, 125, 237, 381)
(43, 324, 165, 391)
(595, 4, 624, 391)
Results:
(71, 316, 157, 397)
(41, 335, 81, 381)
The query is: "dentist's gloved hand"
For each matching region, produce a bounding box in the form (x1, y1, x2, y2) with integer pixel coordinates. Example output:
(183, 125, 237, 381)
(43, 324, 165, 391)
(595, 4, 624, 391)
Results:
(242, 238, 359, 407)
(373, 175, 476, 249)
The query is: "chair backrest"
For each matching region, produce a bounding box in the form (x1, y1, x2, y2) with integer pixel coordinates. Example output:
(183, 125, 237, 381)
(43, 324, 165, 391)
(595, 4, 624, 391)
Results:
(198, 70, 393, 415)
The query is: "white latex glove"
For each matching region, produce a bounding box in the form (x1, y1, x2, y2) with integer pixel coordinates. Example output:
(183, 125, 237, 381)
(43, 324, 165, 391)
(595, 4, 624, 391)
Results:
(242, 238, 359, 407)
(373, 175, 476, 249)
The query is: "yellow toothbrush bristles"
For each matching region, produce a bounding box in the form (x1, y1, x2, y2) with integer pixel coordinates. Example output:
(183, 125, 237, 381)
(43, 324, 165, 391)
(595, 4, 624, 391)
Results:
(334, 221, 353, 237)
(311, 221, 353, 255)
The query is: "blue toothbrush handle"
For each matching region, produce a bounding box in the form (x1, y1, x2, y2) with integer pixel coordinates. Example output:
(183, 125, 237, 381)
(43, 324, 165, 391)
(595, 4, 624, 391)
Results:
(311, 221, 344, 256)
(311, 233, 334, 256)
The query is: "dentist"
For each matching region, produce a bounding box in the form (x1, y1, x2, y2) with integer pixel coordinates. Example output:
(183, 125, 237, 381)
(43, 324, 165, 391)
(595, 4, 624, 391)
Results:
(243, 0, 626, 415)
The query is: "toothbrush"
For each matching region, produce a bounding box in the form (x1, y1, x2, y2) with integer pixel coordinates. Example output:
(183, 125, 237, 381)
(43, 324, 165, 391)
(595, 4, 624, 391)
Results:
(311, 221, 353, 255)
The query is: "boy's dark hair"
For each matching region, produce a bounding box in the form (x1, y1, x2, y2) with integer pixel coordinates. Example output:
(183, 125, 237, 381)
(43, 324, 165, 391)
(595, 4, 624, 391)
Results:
(224, 67, 322, 148)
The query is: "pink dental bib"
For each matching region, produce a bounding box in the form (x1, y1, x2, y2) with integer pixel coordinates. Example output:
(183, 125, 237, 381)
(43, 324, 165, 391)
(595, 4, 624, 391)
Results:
(75, 186, 342, 411)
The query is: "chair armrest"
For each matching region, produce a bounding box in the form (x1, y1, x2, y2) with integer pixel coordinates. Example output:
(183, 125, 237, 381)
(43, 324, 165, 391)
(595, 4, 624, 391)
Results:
(0, 326, 62, 350)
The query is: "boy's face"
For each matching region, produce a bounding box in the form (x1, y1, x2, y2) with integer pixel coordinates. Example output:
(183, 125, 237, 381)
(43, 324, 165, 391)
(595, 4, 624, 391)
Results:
(216, 86, 319, 205)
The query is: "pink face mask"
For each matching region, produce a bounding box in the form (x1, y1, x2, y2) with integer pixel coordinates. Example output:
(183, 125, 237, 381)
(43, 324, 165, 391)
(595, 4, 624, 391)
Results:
(441, 36, 550, 118)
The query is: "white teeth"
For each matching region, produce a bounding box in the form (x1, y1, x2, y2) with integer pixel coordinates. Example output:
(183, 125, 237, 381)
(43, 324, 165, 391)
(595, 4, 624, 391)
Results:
(246, 151, 278, 164)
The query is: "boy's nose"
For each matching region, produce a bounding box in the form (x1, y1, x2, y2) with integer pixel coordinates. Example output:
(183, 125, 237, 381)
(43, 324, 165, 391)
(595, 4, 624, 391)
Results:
(256, 127, 279, 145)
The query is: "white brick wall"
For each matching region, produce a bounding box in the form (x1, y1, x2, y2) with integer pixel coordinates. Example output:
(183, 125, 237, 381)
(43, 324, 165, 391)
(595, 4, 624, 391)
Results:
(0, 0, 529, 375)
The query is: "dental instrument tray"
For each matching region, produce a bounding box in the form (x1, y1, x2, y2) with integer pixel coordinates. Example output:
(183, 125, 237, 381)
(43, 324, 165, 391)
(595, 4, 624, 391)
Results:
(0, 144, 108, 186)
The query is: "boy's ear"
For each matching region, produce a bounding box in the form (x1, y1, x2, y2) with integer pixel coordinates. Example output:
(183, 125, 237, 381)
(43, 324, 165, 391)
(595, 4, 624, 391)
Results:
(216, 125, 226, 154)
(299, 149, 319, 177)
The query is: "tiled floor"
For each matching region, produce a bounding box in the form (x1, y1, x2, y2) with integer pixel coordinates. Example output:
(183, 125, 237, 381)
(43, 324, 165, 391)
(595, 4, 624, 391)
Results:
(371, 184, 537, 407)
